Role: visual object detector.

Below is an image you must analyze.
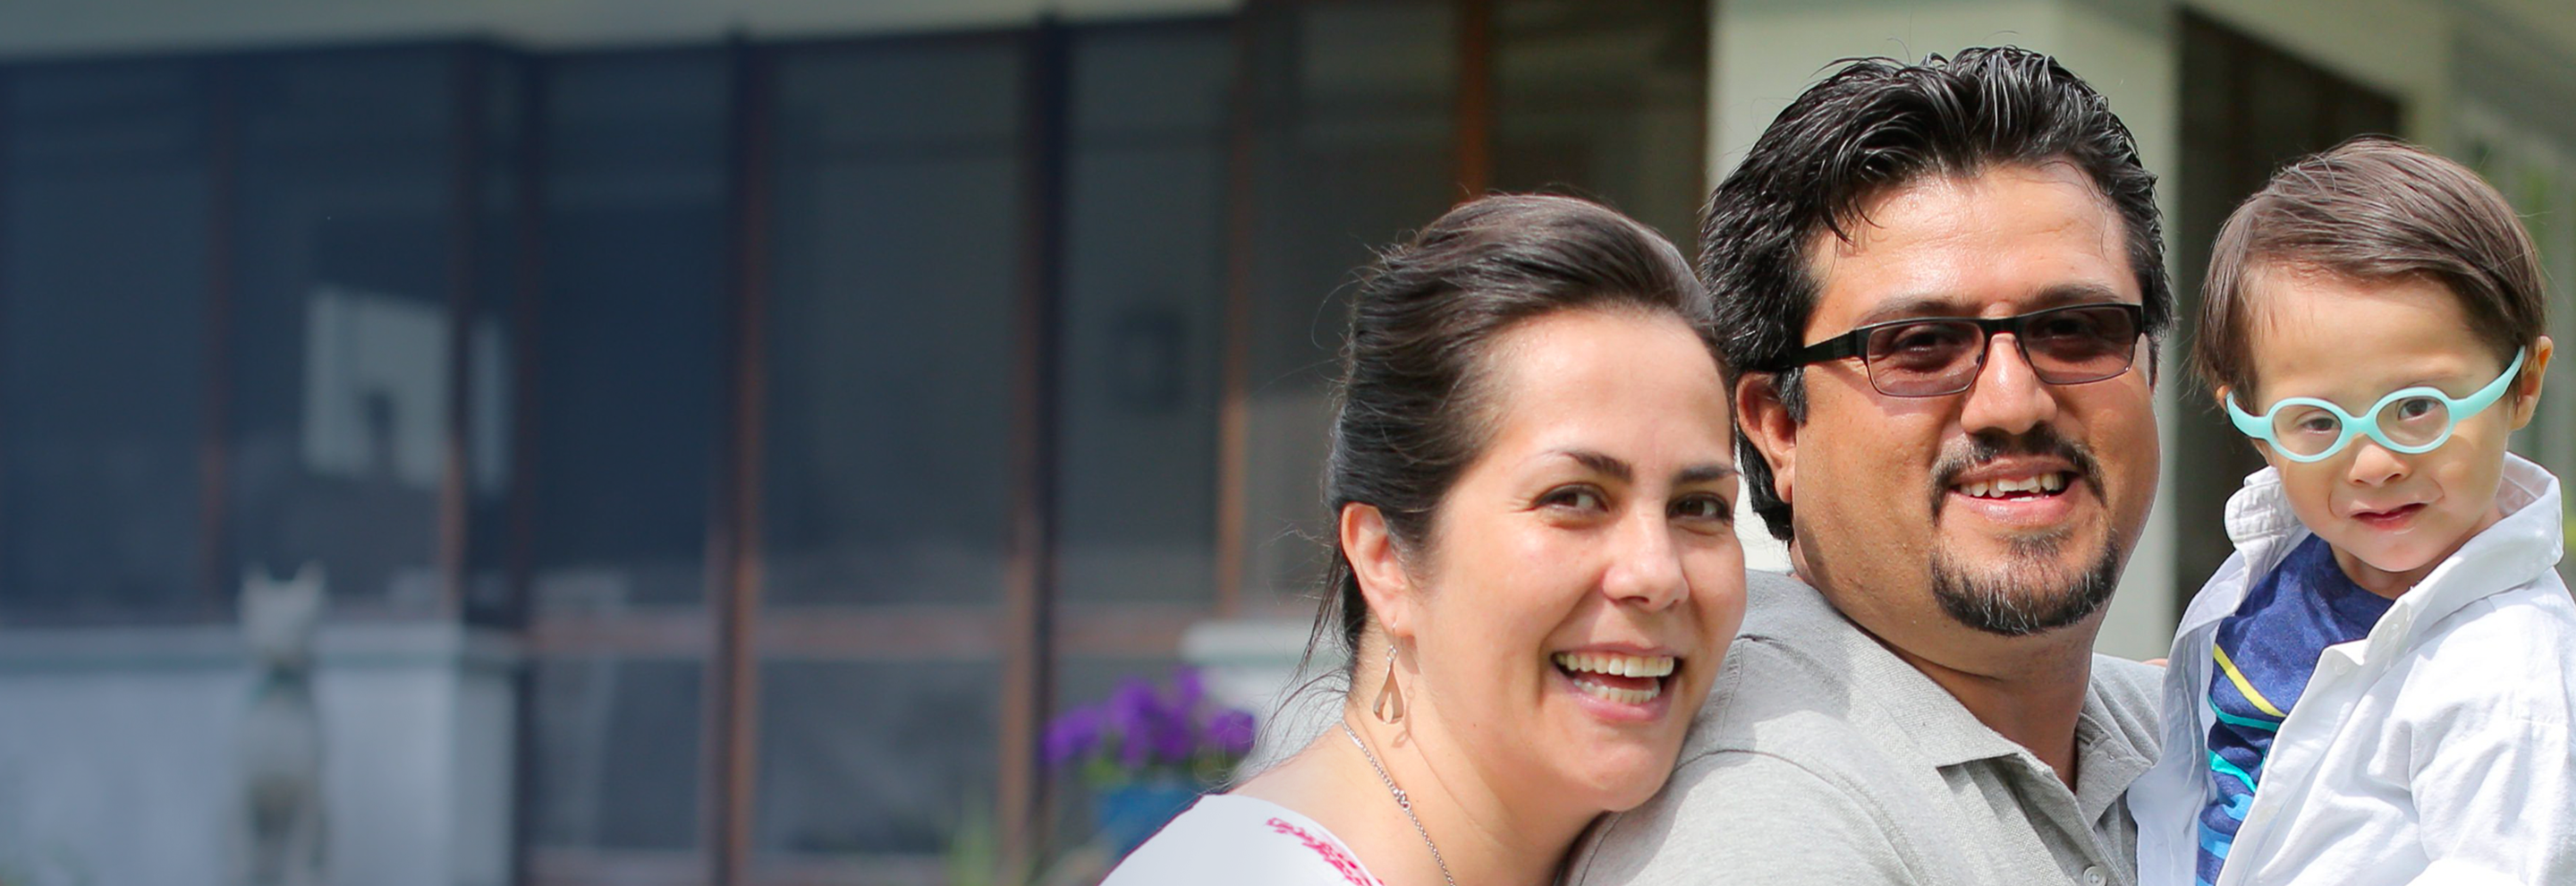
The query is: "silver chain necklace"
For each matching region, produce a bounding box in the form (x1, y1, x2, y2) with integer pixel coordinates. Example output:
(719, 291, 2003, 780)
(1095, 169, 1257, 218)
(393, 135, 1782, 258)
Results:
(1340, 720, 1458, 886)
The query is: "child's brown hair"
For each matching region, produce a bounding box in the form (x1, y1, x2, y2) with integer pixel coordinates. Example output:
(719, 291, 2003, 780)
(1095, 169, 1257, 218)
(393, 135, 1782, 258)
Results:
(2193, 136, 2546, 401)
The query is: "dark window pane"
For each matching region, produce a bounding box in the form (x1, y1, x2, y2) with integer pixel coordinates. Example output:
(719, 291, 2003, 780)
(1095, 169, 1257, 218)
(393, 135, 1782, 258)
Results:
(1, 61, 211, 619)
(529, 657, 704, 850)
(466, 48, 530, 624)
(1492, 0, 1707, 248)
(227, 47, 457, 612)
(752, 660, 998, 856)
(1057, 24, 1231, 605)
(760, 40, 1022, 607)
(1241, 1, 1457, 605)
(2172, 14, 2403, 618)
(530, 50, 730, 613)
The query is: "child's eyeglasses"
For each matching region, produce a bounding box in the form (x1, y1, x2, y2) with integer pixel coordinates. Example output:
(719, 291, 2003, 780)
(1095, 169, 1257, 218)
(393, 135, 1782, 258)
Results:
(2225, 348, 2526, 464)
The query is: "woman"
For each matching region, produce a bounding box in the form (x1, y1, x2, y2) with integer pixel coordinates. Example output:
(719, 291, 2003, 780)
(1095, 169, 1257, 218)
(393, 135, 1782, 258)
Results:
(1105, 195, 1749, 886)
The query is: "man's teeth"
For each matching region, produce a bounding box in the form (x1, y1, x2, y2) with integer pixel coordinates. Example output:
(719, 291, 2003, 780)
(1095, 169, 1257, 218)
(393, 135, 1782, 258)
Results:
(1959, 473, 2069, 498)
(1551, 652, 1676, 677)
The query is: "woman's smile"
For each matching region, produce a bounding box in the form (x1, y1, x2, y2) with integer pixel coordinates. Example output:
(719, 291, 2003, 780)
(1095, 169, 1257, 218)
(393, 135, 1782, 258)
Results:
(1548, 650, 1681, 720)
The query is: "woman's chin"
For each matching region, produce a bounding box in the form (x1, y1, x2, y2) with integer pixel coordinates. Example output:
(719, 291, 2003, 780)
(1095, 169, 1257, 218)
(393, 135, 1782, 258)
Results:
(1544, 732, 1689, 814)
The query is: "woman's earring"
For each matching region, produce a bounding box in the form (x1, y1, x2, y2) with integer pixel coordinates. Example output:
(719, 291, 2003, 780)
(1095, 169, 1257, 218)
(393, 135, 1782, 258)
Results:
(1371, 644, 1405, 724)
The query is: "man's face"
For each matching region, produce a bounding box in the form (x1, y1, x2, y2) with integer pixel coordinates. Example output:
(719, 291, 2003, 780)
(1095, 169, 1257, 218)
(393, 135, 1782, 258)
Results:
(1754, 162, 2158, 641)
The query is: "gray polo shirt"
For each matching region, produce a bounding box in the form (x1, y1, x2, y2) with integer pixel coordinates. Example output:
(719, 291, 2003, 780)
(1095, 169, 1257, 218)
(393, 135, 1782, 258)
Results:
(1564, 571, 2162, 886)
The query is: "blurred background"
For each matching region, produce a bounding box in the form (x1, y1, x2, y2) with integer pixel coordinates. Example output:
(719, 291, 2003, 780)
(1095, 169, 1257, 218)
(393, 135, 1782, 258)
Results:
(0, 0, 2570, 884)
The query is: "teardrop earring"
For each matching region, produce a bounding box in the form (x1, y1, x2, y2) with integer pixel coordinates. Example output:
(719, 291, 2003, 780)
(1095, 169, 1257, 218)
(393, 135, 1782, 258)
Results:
(1371, 644, 1405, 724)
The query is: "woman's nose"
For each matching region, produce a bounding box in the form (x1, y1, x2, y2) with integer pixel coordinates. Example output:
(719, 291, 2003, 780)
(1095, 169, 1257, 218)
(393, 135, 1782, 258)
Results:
(1602, 510, 1689, 609)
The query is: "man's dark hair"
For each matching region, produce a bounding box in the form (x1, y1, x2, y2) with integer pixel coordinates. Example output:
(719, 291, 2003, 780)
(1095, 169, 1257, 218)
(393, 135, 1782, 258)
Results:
(1703, 47, 2172, 541)
(2195, 136, 2545, 403)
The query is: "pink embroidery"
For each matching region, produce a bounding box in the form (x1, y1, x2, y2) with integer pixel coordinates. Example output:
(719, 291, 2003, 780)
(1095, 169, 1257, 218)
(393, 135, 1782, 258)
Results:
(1266, 817, 1382, 886)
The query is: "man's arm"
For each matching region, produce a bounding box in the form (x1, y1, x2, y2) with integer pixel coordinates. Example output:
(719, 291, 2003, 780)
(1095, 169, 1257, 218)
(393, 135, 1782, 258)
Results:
(1563, 749, 1916, 886)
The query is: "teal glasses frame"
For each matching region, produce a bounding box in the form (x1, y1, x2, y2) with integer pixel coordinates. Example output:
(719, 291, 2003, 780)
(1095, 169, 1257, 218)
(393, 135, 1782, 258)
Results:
(2225, 348, 2527, 463)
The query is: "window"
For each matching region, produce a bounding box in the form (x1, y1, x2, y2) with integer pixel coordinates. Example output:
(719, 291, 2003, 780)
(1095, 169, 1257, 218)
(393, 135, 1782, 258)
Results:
(0, 7, 1712, 880)
(0, 60, 213, 621)
(521, 47, 733, 865)
(2172, 15, 2402, 609)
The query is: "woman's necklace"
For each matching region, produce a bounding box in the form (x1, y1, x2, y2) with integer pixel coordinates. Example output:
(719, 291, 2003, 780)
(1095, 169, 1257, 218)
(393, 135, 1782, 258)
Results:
(1340, 720, 1458, 886)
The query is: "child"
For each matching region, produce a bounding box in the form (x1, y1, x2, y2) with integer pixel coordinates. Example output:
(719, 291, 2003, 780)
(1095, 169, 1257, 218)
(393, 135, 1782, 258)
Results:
(2129, 137, 2576, 886)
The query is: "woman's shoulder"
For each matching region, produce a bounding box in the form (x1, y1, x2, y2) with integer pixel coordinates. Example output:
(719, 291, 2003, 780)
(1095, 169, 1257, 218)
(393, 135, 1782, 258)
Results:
(1101, 794, 1384, 886)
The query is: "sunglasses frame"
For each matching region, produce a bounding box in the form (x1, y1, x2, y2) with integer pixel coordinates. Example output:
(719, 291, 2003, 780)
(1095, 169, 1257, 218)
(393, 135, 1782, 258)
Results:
(1775, 302, 2148, 398)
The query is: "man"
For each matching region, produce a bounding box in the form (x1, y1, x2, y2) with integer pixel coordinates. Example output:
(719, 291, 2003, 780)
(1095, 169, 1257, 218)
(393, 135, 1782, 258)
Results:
(1566, 48, 2169, 885)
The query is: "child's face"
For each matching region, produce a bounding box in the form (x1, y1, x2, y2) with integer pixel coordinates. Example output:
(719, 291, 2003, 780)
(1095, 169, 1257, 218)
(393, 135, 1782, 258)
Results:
(2236, 265, 2549, 596)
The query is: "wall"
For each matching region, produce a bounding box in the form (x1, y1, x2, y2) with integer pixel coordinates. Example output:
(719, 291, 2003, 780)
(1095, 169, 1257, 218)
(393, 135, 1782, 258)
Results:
(0, 626, 517, 886)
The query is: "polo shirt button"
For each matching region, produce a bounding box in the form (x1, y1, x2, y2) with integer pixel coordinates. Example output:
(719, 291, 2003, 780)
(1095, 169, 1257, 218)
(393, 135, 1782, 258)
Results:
(2082, 866, 2106, 886)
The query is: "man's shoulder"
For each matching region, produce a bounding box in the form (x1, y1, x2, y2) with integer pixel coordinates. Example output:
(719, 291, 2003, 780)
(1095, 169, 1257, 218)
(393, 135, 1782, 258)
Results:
(2079, 652, 2165, 779)
(1685, 571, 1949, 761)
(1565, 575, 1974, 885)
(1684, 572, 1906, 758)
(2086, 654, 2163, 730)
(1566, 738, 1928, 886)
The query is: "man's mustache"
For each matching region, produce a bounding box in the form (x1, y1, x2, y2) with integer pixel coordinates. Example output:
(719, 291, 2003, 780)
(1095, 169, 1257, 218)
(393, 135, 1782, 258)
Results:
(1929, 425, 2107, 515)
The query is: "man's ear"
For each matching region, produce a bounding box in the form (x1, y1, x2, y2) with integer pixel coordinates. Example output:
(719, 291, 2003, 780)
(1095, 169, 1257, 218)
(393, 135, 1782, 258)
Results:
(1339, 502, 1416, 642)
(1735, 371, 1799, 506)
(2511, 337, 2554, 430)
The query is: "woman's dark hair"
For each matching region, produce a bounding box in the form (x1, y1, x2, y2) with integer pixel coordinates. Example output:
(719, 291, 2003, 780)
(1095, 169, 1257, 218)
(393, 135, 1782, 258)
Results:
(1704, 47, 2172, 541)
(1312, 194, 1716, 669)
(2195, 136, 2546, 402)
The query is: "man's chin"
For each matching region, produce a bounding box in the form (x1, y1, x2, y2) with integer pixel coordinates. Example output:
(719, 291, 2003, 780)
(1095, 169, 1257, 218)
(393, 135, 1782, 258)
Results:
(1927, 533, 2124, 637)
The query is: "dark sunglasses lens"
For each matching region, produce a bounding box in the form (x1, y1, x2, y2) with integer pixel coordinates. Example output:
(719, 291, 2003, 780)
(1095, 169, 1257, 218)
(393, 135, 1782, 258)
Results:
(1862, 320, 1982, 396)
(2023, 305, 2139, 383)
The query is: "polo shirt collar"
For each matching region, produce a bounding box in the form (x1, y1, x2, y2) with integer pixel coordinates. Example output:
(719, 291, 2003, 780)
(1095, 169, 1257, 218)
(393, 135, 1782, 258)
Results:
(1744, 570, 2153, 805)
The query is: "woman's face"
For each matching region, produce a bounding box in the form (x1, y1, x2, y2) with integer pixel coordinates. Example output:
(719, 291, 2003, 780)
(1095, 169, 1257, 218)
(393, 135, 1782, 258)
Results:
(1386, 306, 1747, 814)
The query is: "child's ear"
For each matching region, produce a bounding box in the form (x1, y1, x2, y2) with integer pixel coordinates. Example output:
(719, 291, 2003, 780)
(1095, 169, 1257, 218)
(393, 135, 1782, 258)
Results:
(2510, 337, 2554, 430)
(2212, 384, 2274, 461)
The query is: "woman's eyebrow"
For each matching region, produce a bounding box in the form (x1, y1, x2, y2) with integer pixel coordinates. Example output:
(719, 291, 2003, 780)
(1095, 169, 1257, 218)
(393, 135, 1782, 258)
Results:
(1555, 449, 1631, 483)
(1677, 464, 1739, 485)
(1551, 450, 1736, 486)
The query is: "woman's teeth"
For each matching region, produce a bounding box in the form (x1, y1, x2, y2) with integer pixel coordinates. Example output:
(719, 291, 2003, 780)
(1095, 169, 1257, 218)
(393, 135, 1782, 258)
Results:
(1572, 680, 1660, 705)
(1552, 651, 1676, 677)
(1551, 652, 1675, 705)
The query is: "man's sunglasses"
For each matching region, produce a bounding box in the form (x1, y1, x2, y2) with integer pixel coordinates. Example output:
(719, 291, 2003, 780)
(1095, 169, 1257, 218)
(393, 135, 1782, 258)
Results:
(1767, 302, 2147, 398)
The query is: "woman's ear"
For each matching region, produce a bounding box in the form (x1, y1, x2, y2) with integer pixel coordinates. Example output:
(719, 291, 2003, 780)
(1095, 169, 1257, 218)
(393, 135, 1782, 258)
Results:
(2512, 337, 2554, 430)
(1340, 502, 1416, 642)
(1734, 372, 1797, 505)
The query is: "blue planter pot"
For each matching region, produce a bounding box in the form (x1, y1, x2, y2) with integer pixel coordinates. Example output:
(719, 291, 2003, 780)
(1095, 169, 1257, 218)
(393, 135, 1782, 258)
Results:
(1097, 780, 1204, 856)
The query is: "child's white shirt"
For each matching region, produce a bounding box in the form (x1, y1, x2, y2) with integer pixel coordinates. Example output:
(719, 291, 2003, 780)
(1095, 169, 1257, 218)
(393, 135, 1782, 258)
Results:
(2129, 453, 2576, 886)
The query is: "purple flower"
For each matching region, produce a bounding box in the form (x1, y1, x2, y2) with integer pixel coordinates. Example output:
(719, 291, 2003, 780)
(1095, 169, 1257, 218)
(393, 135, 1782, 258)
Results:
(1109, 677, 1160, 768)
(1172, 667, 1207, 713)
(1208, 709, 1257, 758)
(1107, 677, 1159, 729)
(1151, 716, 1196, 765)
(1044, 704, 1103, 770)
